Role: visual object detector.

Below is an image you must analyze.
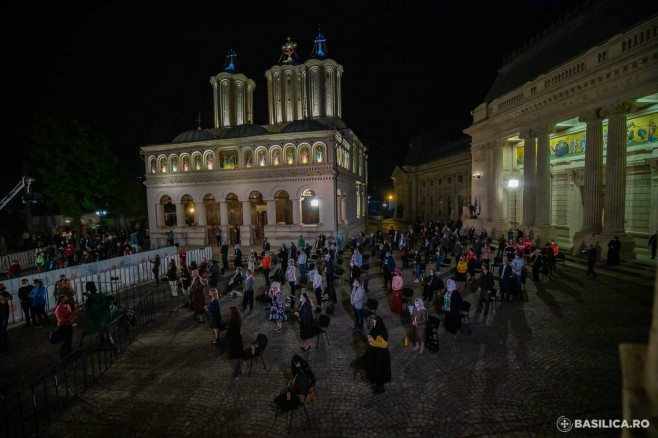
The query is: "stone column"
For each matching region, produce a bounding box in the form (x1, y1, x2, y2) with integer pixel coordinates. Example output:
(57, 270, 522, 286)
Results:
(175, 203, 185, 227)
(520, 131, 536, 228)
(650, 159, 658, 234)
(292, 198, 301, 224)
(579, 109, 604, 233)
(317, 198, 324, 224)
(535, 125, 555, 229)
(491, 140, 505, 224)
(485, 144, 494, 221)
(195, 201, 207, 226)
(219, 202, 229, 226)
(266, 199, 276, 226)
(603, 102, 636, 234)
(240, 201, 251, 246)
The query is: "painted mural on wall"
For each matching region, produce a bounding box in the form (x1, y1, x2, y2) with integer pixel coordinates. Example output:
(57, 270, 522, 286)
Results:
(516, 112, 657, 164)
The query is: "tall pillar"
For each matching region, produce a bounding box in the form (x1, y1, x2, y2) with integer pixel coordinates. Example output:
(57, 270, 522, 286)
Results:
(175, 203, 185, 227)
(266, 199, 276, 226)
(492, 140, 505, 224)
(292, 198, 301, 224)
(579, 110, 604, 233)
(240, 201, 251, 246)
(195, 201, 207, 226)
(520, 131, 536, 228)
(219, 202, 229, 226)
(603, 102, 635, 234)
(650, 159, 658, 234)
(535, 125, 555, 230)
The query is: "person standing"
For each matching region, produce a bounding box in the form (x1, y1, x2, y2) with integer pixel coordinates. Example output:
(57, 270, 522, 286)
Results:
(295, 293, 316, 351)
(297, 250, 307, 282)
(150, 254, 161, 285)
(166, 260, 178, 297)
(54, 294, 74, 358)
(261, 251, 272, 289)
(189, 270, 207, 322)
(242, 270, 254, 312)
(310, 265, 323, 313)
(606, 236, 621, 266)
(225, 306, 243, 378)
(269, 282, 286, 333)
(498, 258, 512, 302)
(475, 263, 495, 313)
(298, 235, 306, 250)
(234, 244, 243, 268)
(205, 288, 221, 349)
(442, 279, 463, 334)
(18, 278, 35, 327)
(221, 243, 229, 273)
(382, 251, 396, 289)
(411, 297, 428, 354)
(0, 283, 12, 351)
(649, 231, 657, 259)
(364, 316, 391, 394)
(511, 253, 525, 298)
(167, 230, 174, 247)
(351, 248, 363, 267)
(285, 259, 297, 295)
(29, 279, 50, 328)
(412, 250, 422, 283)
(262, 237, 270, 256)
(348, 260, 361, 286)
(585, 245, 597, 279)
(390, 269, 403, 314)
(350, 278, 365, 330)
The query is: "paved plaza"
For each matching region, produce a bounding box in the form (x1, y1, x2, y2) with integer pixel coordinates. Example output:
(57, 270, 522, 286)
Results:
(4, 248, 653, 437)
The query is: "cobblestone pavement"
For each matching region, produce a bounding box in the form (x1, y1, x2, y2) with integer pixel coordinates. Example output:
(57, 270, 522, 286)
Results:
(39, 252, 654, 438)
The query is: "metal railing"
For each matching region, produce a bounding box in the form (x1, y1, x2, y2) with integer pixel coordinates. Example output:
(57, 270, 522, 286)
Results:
(0, 290, 157, 438)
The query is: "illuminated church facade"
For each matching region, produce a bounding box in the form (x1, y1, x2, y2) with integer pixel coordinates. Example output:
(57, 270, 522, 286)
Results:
(141, 33, 367, 247)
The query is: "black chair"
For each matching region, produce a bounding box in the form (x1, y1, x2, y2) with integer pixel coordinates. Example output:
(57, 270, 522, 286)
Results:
(363, 298, 378, 327)
(315, 314, 331, 350)
(487, 288, 501, 312)
(247, 333, 268, 376)
(440, 257, 451, 273)
(333, 267, 344, 289)
(419, 263, 426, 282)
(556, 253, 566, 270)
(275, 392, 310, 435)
(402, 288, 414, 310)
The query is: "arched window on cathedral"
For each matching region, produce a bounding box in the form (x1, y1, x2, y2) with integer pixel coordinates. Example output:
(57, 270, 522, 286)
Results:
(193, 153, 202, 171)
(182, 156, 190, 172)
(244, 150, 253, 168)
(170, 156, 178, 173)
(315, 144, 324, 164)
(301, 189, 319, 224)
(159, 157, 167, 174)
(300, 146, 310, 164)
(285, 145, 295, 165)
(149, 157, 156, 174)
(271, 147, 281, 166)
(205, 152, 215, 170)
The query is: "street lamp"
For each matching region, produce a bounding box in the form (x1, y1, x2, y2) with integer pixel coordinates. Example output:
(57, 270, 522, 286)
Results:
(508, 179, 519, 227)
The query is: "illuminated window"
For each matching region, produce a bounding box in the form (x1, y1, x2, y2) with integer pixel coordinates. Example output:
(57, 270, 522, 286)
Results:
(149, 158, 156, 174)
(159, 157, 167, 173)
(258, 150, 266, 166)
(193, 154, 202, 171)
(285, 146, 295, 165)
(182, 156, 190, 172)
(220, 151, 238, 169)
(245, 151, 253, 168)
(206, 152, 215, 170)
(171, 157, 178, 173)
(300, 146, 310, 164)
(272, 149, 281, 166)
(315, 145, 324, 163)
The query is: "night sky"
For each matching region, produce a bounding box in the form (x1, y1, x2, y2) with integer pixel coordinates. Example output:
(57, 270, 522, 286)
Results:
(3, 0, 599, 195)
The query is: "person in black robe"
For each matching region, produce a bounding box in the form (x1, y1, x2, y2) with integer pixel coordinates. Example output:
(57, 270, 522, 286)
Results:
(294, 293, 316, 351)
(606, 236, 621, 266)
(442, 279, 463, 334)
(364, 316, 391, 394)
(531, 250, 543, 281)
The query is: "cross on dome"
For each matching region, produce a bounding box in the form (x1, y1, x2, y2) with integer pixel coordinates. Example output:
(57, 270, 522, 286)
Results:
(279, 36, 298, 64)
(311, 25, 328, 59)
(224, 49, 239, 73)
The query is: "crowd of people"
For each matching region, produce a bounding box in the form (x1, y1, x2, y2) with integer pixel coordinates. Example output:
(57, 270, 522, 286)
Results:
(4, 228, 147, 278)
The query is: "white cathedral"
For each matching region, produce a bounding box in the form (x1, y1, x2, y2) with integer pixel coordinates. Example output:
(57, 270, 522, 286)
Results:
(141, 33, 368, 248)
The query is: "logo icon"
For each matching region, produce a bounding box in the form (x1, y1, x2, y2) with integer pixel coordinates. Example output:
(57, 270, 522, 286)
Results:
(556, 416, 573, 433)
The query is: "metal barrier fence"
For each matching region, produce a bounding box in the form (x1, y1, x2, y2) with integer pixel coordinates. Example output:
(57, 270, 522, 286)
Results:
(4, 246, 212, 326)
(0, 290, 157, 438)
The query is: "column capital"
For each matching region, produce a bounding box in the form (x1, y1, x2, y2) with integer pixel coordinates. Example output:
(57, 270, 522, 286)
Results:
(578, 108, 602, 123)
(519, 129, 537, 140)
(537, 124, 557, 136)
(601, 101, 637, 118)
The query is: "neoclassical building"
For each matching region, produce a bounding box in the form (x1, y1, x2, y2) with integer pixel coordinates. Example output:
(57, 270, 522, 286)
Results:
(141, 34, 367, 247)
(391, 136, 471, 223)
(463, 10, 658, 259)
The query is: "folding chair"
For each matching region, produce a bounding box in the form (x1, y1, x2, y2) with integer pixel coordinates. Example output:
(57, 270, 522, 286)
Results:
(460, 301, 472, 334)
(247, 333, 268, 376)
(402, 288, 414, 310)
(314, 314, 330, 350)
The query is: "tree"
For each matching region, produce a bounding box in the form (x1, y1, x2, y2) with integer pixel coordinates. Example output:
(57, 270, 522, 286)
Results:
(29, 117, 118, 223)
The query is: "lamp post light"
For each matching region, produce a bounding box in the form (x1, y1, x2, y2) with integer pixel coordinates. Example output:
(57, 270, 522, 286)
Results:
(508, 179, 519, 227)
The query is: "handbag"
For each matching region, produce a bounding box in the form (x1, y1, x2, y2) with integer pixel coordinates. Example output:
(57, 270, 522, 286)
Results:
(49, 326, 63, 344)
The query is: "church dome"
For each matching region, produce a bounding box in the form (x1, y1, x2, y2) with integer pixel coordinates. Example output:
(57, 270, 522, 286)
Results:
(281, 119, 327, 134)
(222, 123, 270, 139)
(172, 129, 217, 144)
